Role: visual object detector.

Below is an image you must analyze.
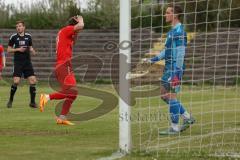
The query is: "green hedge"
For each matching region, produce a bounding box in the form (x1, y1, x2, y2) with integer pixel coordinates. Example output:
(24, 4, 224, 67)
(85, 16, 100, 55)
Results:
(0, 0, 239, 30)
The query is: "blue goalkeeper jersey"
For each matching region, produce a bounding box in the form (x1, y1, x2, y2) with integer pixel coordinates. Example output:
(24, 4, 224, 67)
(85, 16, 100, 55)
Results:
(151, 23, 187, 73)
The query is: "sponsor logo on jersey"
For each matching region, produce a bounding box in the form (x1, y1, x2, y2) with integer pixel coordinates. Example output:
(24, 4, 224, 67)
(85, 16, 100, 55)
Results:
(19, 41, 26, 45)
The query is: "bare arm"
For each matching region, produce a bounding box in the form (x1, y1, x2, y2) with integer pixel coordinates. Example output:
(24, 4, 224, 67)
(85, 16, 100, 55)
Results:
(29, 46, 36, 55)
(3, 54, 5, 68)
(7, 46, 26, 53)
(73, 16, 84, 32)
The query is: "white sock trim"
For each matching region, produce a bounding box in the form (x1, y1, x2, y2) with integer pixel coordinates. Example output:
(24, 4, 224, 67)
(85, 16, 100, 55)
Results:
(45, 94, 50, 101)
(181, 111, 190, 120)
(59, 115, 67, 120)
(171, 123, 180, 131)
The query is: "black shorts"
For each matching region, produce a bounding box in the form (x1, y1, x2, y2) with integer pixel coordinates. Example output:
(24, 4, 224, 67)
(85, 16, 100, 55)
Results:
(13, 61, 35, 78)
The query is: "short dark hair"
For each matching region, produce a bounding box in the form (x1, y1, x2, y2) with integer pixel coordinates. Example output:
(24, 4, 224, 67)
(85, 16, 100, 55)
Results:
(16, 20, 25, 26)
(68, 16, 78, 26)
(168, 4, 183, 19)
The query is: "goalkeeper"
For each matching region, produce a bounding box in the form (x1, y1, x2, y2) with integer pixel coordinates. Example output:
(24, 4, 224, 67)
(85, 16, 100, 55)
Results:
(144, 4, 195, 135)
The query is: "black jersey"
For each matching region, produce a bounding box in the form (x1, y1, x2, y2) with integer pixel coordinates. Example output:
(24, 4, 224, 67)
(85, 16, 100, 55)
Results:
(8, 33, 33, 62)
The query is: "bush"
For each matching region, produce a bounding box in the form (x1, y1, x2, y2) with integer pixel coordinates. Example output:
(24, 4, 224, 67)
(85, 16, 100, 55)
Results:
(0, 0, 239, 30)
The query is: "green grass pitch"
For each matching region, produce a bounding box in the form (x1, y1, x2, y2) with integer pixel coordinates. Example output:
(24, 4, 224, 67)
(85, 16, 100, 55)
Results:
(0, 82, 239, 160)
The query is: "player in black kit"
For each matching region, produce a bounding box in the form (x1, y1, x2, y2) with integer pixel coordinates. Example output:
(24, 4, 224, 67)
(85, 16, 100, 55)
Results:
(7, 20, 37, 108)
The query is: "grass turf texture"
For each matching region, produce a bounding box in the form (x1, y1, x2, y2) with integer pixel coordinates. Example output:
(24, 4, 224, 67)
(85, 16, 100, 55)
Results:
(0, 83, 239, 160)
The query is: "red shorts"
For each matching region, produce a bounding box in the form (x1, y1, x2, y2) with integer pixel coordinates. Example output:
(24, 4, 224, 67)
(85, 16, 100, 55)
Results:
(55, 62, 76, 91)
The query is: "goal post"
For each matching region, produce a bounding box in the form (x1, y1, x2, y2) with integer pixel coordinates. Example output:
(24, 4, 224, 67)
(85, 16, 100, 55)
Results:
(119, 0, 132, 154)
(118, 0, 240, 159)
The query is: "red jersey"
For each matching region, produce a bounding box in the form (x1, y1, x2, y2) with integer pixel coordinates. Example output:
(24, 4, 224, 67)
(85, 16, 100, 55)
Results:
(56, 25, 76, 65)
(0, 45, 4, 68)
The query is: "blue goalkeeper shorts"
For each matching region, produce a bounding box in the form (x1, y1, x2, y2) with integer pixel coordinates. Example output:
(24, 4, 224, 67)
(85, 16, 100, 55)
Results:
(161, 71, 181, 93)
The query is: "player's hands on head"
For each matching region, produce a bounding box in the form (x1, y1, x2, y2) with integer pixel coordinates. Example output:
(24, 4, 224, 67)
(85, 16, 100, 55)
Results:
(76, 15, 84, 29)
(76, 15, 83, 22)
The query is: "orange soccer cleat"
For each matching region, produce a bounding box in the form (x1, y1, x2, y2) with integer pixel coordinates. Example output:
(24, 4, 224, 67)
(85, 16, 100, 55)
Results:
(55, 116, 75, 126)
(39, 94, 48, 112)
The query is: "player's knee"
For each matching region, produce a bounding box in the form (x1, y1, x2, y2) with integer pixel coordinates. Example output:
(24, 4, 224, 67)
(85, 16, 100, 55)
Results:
(161, 96, 169, 104)
(68, 94, 77, 101)
(29, 77, 37, 84)
(66, 88, 78, 100)
(13, 80, 20, 85)
(160, 90, 171, 104)
(160, 91, 168, 100)
(71, 90, 78, 100)
(31, 79, 37, 84)
(72, 94, 77, 100)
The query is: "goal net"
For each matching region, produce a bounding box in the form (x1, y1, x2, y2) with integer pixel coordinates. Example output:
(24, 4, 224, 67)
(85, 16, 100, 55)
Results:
(120, 0, 240, 158)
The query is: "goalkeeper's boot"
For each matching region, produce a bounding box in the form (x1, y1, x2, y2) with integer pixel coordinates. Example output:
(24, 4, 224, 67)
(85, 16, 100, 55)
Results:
(159, 127, 180, 135)
(55, 116, 75, 126)
(39, 94, 48, 112)
(180, 117, 195, 132)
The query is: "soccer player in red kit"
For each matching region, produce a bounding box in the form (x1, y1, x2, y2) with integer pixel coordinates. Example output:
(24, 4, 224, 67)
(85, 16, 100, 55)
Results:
(0, 45, 6, 80)
(39, 16, 84, 125)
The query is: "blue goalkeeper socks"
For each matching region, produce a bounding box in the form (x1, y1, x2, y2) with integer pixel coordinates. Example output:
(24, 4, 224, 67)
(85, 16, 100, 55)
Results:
(169, 99, 187, 124)
(179, 101, 186, 115)
(169, 99, 180, 124)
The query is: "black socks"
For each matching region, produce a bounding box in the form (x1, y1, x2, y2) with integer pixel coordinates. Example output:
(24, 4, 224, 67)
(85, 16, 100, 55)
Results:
(9, 84, 18, 102)
(30, 84, 36, 104)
